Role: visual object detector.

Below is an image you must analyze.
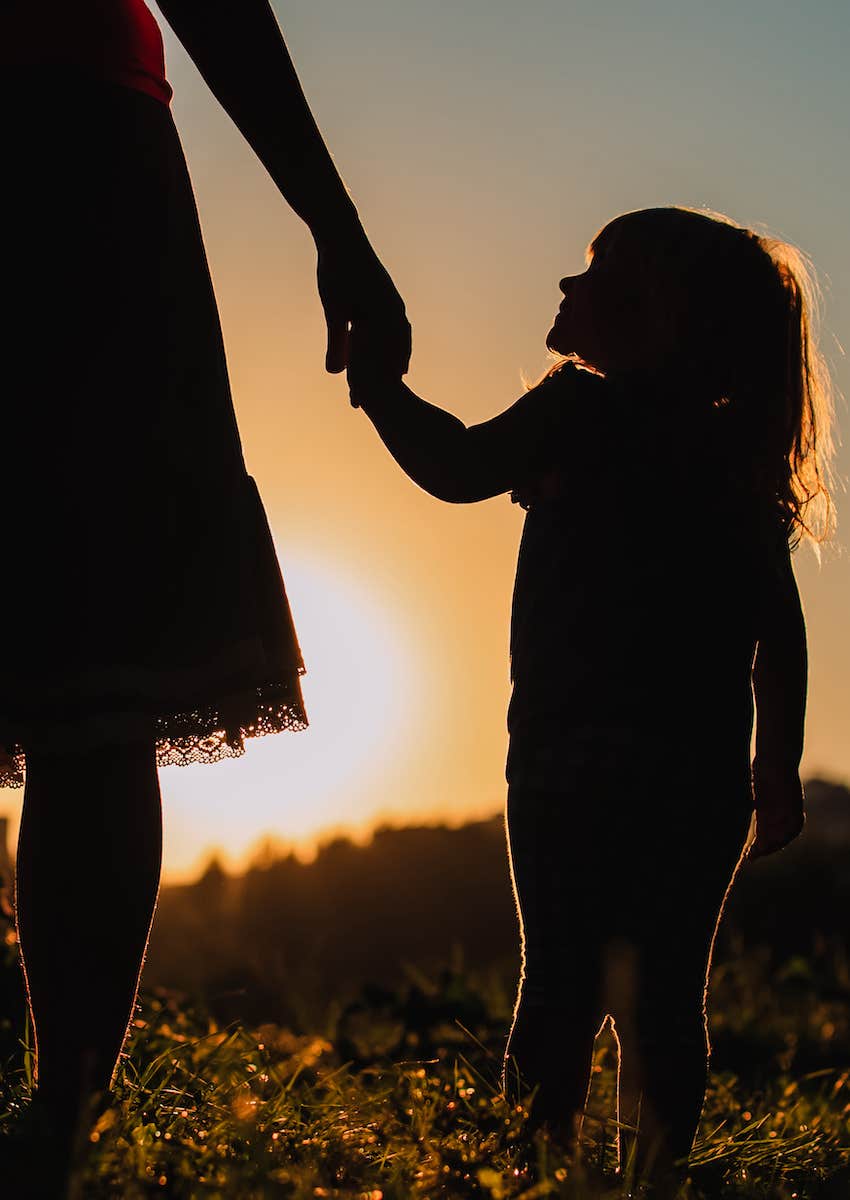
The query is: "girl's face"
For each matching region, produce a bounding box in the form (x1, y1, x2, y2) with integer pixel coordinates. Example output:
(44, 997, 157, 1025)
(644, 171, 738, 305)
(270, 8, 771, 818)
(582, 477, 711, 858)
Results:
(546, 218, 673, 373)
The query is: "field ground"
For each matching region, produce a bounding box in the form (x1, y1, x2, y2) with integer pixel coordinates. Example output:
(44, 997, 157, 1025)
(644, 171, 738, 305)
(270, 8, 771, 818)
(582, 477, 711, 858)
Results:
(1, 943, 849, 1199)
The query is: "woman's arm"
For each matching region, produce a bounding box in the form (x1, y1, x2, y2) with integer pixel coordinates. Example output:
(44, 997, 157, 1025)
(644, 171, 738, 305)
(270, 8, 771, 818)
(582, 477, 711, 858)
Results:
(156, 0, 353, 234)
(749, 542, 807, 857)
(353, 376, 566, 504)
(155, 0, 409, 373)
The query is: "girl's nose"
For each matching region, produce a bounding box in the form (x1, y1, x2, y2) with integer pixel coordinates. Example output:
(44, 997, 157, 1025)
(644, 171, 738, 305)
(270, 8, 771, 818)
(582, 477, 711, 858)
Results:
(559, 276, 575, 295)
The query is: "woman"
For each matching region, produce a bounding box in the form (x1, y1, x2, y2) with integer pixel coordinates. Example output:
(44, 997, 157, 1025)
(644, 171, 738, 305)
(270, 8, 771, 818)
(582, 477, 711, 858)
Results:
(1, 0, 409, 1167)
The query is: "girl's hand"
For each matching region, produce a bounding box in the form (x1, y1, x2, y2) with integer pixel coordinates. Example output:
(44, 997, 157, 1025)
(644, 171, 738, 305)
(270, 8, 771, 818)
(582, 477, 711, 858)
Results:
(317, 233, 410, 376)
(749, 761, 805, 858)
(346, 318, 407, 409)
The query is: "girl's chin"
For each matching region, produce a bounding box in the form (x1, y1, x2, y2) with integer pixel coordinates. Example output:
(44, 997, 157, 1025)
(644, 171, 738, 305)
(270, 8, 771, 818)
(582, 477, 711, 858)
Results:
(545, 326, 569, 354)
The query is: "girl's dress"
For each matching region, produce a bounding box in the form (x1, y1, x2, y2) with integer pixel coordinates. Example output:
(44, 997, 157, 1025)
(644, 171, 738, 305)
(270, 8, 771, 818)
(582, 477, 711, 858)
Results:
(503, 364, 765, 1148)
(0, 1, 307, 784)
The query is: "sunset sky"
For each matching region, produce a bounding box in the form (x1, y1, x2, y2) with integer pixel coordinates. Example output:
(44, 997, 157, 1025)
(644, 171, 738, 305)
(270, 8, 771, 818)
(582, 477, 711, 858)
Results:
(4, 1, 849, 880)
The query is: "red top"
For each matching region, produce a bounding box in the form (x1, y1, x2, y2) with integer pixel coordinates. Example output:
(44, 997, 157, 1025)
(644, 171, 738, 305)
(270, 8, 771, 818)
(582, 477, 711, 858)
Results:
(2, 0, 172, 105)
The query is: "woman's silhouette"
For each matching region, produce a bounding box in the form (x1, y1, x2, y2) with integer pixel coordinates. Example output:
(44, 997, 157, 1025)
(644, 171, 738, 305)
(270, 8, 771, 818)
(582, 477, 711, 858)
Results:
(347, 206, 832, 1190)
(1, 0, 408, 1172)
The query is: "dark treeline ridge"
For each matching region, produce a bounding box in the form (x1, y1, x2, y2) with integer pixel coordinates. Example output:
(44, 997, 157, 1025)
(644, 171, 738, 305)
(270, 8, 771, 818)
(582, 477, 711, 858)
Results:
(142, 779, 850, 1027)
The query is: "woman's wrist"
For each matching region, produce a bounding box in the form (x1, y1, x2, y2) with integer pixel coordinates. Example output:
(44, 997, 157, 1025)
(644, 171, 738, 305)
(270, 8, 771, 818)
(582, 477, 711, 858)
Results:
(309, 198, 364, 250)
(263, 132, 363, 246)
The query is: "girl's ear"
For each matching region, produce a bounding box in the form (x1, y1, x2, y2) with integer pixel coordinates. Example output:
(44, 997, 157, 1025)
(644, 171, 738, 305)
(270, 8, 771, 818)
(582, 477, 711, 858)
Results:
(643, 286, 684, 369)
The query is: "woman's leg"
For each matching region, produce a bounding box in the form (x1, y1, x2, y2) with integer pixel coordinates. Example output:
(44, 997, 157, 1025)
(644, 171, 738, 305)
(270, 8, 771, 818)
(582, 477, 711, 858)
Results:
(503, 787, 604, 1139)
(14, 740, 162, 1131)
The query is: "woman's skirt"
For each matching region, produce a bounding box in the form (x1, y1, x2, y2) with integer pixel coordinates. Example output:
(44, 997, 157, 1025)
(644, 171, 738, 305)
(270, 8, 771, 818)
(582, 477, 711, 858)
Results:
(0, 69, 307, 784)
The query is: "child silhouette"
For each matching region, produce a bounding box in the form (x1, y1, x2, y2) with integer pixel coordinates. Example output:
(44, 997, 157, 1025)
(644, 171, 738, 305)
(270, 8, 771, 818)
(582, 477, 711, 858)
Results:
(347, 207, 833, 1186)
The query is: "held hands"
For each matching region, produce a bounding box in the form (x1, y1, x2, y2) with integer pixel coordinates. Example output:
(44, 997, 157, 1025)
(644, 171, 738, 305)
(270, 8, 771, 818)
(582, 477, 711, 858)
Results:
(345, 312, 408, 410)
(316, 230, 410, 377)
(748, 760, 805, 859)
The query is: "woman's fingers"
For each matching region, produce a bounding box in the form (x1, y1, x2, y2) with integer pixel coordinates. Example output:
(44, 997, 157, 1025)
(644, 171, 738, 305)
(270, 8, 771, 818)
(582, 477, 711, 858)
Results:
(317, 253, 350, 373)
(326, 306, 410, 377)
(388, 313, 412, 377)
(317, 240, 410, 375)
(325, 316, 350, 374)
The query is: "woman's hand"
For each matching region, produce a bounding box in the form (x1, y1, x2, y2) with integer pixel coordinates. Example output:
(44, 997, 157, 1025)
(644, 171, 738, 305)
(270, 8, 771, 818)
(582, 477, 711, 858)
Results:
(317, 234, 410, 377)
(345, 314, 407, 411)
(156, 0, 411, 378)
(748, 760, 805, 858)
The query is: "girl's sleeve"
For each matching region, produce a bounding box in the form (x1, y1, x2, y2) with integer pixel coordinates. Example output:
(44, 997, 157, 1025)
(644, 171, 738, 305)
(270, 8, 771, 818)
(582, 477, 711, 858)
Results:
(359, 364, 588, 503)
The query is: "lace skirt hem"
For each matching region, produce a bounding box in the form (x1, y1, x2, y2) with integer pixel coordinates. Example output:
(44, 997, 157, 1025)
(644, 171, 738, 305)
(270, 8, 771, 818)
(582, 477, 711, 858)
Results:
(0, 674, 307, 788)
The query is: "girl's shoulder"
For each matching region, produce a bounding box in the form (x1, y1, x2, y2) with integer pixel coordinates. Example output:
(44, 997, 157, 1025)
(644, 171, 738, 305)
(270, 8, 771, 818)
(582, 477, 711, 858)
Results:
(522, 361, 611, 442)
(509, 365, 611, 511)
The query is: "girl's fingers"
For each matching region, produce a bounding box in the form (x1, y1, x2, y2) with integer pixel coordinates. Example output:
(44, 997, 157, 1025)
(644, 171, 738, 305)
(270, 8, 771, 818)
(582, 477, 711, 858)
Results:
(749, 811, 804, 858)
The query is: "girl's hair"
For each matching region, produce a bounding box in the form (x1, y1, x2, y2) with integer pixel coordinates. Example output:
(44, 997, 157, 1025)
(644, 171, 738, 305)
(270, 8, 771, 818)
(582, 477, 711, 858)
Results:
(553, 207, 836, 547)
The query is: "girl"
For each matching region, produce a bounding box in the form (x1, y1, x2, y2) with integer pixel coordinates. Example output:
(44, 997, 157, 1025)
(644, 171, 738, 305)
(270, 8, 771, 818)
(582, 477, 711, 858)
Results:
(1, 0, 408, 1180)
(347, 207, 833, 1185)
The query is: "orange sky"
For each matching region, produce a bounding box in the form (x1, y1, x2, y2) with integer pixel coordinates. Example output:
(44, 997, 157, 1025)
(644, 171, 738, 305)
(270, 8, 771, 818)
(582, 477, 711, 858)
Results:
(2, 2, 849, 880)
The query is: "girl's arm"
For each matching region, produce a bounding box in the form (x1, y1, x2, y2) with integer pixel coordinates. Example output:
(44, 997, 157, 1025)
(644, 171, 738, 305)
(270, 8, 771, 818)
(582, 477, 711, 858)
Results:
(749, 542, 807, 857)
(352, 375, 566, 503)
(155, 0, 409, 373)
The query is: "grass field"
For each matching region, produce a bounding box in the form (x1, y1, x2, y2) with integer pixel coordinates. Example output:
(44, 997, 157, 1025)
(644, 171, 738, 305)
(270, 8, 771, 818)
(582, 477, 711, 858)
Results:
(1, 942, 848, 1198)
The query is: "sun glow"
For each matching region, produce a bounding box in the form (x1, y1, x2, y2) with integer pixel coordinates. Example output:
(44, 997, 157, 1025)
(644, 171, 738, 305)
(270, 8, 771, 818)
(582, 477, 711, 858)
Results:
(159, 549, 421, 880)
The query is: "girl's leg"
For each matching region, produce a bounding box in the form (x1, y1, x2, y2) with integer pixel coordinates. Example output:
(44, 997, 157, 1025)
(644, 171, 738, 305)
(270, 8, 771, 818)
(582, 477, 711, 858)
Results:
(615, 945, 712, 1184)
(504, 787, 604, 1139)
(615, 819, 750, 1187)
(14, 740, 162, 1132)
(505, 975, 603, 1138)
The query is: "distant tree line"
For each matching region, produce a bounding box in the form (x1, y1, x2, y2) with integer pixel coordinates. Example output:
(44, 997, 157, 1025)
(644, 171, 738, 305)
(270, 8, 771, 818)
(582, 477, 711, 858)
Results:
(140, 779, 850, 1027)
